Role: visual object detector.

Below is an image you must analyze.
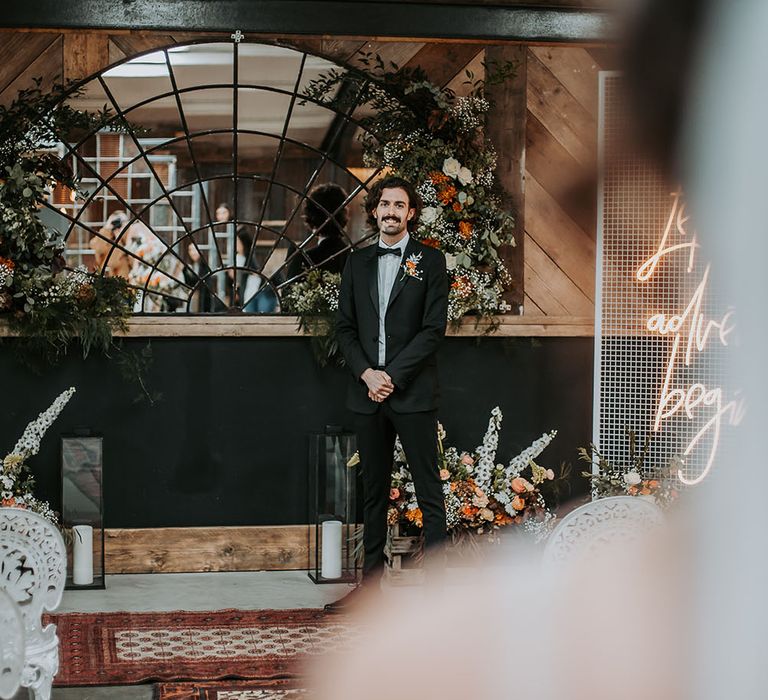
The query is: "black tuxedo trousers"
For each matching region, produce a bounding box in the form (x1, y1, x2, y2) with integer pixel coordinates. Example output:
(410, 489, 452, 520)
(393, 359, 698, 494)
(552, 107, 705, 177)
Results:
(354, 403, 446, 580)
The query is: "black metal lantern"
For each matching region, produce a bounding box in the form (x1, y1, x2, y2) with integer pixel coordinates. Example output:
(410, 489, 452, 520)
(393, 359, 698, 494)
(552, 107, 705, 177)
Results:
(61, 432, 105, 589)
(308, 426, 360, 584)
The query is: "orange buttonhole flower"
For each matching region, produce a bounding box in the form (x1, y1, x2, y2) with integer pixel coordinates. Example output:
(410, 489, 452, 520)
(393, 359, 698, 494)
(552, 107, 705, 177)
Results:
(458, 221, 473, 240)
(511, 495, 526, 511)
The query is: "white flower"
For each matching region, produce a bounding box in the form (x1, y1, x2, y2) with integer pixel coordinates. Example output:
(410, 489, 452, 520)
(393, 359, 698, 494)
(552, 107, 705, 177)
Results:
(445, 254, 458, 271)
(12, 387, 76, 459)
(457, 191, 468, 204)
(420, 206, 439, 224)
(624, 471, 642, 486)
(457, 166, 473, 186)
(442, 157, 461, 179)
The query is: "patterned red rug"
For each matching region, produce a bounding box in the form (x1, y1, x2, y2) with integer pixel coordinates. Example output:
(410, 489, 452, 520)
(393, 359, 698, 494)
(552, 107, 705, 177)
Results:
(156, 677, 306, 699)
(46, 608, 357, 687)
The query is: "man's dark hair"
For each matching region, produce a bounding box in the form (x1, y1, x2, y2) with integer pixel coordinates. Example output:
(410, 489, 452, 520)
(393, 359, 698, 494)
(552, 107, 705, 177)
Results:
(365, 176, 422, 234)
(302, 183, 349, 239)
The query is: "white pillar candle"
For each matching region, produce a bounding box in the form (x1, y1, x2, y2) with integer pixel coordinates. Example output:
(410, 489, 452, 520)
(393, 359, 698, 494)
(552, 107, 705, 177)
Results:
(72, 525, 93, 586)
(321, 520, 343, 579)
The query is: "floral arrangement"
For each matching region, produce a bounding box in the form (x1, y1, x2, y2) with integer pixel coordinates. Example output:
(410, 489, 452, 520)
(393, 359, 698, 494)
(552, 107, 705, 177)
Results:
(282, 269, 342, 366)
(304, 55, 516, 325)
(0, 79, 135, 361)
(369, 407, 559, 543)
(1, 387, 76, 523)
(579, 431, 680, 508)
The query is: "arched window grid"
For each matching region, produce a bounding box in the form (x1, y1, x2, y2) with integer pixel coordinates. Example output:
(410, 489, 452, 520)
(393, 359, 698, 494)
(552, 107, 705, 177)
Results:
(47, 38, 388, 313)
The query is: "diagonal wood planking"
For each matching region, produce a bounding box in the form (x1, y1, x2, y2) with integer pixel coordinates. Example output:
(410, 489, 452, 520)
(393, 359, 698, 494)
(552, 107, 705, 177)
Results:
(524, 45, 601, 318)
(0, 34, 63, 107)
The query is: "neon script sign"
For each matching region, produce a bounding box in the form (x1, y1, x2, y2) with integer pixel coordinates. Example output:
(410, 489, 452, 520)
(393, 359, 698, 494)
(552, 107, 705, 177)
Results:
(637, 190, 744, 485)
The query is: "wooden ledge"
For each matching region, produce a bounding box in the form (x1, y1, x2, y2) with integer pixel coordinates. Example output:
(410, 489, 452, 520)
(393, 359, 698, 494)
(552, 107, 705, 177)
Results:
(0, 315, 594, 338)
(121, 315, 594, 337)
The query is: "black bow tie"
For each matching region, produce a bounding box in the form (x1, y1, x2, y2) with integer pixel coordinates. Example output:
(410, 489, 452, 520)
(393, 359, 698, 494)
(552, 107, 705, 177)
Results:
(377, 247, 402, 257)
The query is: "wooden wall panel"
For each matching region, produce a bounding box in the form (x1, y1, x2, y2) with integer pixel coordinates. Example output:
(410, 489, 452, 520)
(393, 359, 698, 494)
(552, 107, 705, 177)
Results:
(0, 35, 62, 106)
(105, 526, 314, 573)
(0, 32, 60, 94)
(523, 45, 603, 319)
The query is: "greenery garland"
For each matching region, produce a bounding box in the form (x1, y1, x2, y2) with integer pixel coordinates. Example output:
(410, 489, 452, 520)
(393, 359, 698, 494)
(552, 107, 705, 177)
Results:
(0, 79, 135, 363)
(302, 54, 516, 330)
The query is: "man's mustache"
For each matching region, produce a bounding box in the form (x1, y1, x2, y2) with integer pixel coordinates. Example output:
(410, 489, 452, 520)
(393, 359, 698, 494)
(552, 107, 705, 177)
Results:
(382, 216, 400, 222)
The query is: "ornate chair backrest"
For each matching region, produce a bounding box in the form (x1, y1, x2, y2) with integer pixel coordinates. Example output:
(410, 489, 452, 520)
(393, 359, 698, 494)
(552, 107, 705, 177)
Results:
(0, 588, 24, 699)
(0, 508, 66, 638)
(543, 496, 664, 570)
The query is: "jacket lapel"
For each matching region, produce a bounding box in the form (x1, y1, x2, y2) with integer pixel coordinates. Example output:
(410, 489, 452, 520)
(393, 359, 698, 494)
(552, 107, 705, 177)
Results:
(386, 237, 418, 312)
(366, 245, 379, 313)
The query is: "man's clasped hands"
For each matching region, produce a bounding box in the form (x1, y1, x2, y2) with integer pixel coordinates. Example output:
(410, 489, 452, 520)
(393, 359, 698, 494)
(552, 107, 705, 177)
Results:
(361, 368, 395, 403)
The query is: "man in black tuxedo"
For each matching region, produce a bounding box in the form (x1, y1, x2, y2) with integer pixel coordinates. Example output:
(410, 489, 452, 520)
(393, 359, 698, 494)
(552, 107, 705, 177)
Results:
(326, 176, 449, 612)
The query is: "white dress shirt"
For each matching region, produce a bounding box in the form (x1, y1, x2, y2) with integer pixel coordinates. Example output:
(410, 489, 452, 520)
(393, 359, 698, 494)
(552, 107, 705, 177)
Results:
(377, 233, 409, 366)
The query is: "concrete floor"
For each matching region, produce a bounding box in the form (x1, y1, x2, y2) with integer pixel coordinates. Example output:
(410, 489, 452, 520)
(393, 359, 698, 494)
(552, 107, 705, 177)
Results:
(13, 570, 353, 700)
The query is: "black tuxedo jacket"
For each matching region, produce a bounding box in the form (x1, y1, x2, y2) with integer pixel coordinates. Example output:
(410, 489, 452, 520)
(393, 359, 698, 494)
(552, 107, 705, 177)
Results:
(336, 237, 449, 414)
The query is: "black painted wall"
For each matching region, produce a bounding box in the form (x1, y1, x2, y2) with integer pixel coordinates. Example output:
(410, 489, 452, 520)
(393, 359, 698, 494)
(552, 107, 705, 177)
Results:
(1, 336, 592, 527)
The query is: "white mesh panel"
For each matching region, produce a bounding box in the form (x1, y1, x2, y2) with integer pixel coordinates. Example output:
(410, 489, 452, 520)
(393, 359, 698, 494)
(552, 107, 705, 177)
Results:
(595, 72, 742, 485)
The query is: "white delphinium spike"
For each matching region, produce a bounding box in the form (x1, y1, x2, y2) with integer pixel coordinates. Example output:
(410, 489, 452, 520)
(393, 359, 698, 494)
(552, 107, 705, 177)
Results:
(12, 387, 76, 459)
(472, 407, 503, 491)
(506, 430, 557, 479)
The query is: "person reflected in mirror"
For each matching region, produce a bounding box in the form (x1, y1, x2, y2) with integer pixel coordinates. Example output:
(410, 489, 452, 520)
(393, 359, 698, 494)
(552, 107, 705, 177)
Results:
(229, 226, 275, 314)
(184, 238, 224, 313)
(285, 183, 352, 283)
(90, 210, 132, 279)
(215, 202, 233, 224)
(328, 176, 450, 613)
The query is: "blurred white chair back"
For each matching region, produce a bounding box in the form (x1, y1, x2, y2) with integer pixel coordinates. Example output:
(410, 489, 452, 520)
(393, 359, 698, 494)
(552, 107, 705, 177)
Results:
(0, 588, 24, 699)
(0, 507, 66, 700)
(543, 496, 664, 571)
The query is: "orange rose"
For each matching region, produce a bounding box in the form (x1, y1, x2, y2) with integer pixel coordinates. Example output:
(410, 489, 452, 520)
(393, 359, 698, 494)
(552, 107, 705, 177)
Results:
(389, 488, 400, 500)
(422, 237, 441, 249)
(405, 508, 423, 527)
(452, 202, 462, 212)
(511, 495, 525, 511)
(458, 221, 473, 239)
(430, 170, 449, 186)
(461, 504, 479, 518)
(437, 185, 457, 205)
(439, 469, 451, 481)
(511, 477, 528, 494)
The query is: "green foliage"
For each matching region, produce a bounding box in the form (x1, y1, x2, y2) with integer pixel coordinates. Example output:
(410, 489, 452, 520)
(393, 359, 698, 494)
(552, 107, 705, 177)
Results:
(0, 78, 136, 364)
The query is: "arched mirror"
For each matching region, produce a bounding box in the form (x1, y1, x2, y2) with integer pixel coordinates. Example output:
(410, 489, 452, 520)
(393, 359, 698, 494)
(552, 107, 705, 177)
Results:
(47, 40, 384, 313)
